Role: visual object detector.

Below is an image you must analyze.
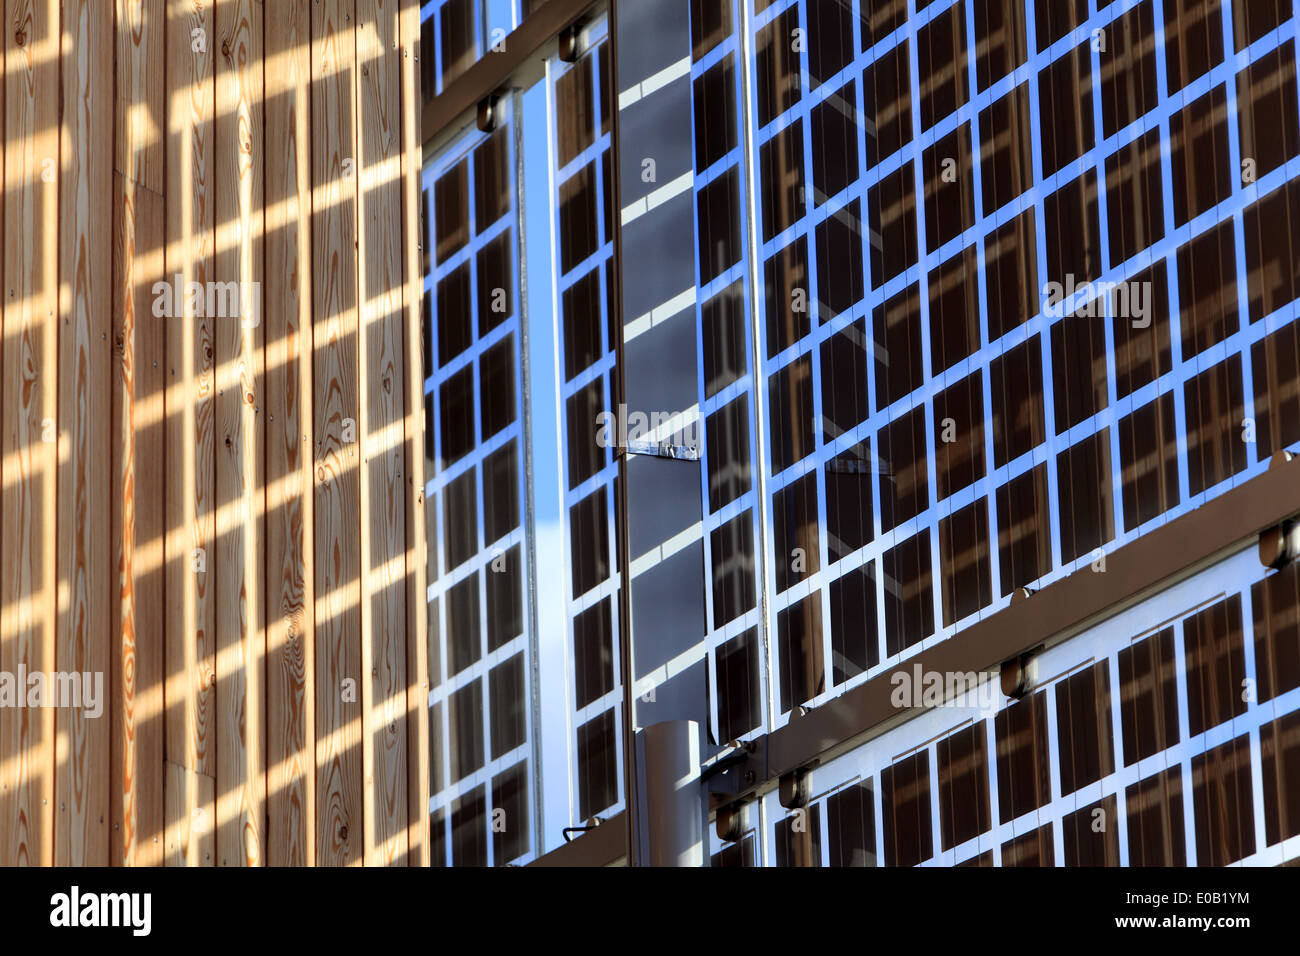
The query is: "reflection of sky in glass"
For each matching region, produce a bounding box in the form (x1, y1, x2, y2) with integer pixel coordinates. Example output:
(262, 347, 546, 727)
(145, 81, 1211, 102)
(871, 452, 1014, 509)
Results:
(521, 74, 576, 851)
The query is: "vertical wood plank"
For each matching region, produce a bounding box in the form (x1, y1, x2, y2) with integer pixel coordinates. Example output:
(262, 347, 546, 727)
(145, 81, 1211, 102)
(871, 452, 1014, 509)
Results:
(112, 0, 167, 868)
(116, 0, 164, 194)
(356, 0, 408, 867)
(1, 0, 59, 868)
(164, 0, 218, 868)
(397, 0, 429, 868)
(111, 172, 167, 866)
(56, 0, 113, 866)
(312, 0, 364, 866)
(163, 759, 215, 865)
(264, 0, 316, 867)
(214, 0, 266, 867)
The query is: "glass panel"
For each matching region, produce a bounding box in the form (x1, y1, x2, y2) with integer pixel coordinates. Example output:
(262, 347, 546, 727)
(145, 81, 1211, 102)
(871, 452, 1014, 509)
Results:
(1118, 391, 1180, 530)
(1126, 765, 1186, 865)
(767, 353, 815, 473)
(1100, 1, 1159, 139)
(1050, 310, 1108, 434)
(882, 528, 934, 656)
(1163, 0, 1224, 94)
(828, 561, 878, 684)
(434, 158, 469, 264)
(450, 678, 484, 782)
(862, 39, 912, 166)
(476, 231, 514, 333)
(937, 722, 991, 851)
(444, 467, 478, 569)
(489, 651, 527, 758)
(877, 403, 928, 532)
(772, 470, 819, 593)
(437, 263, 473, 366)
(872, 281, 923, 407)
(763, 235, 811, 357)
(928, 244, 981, 376)
(577, 709, 619, 820)
(972, 0, 1026, 90)
(825, 440, 873, 562)
(707, 393, 752, 511)
(810, 81, 859, 205)
(697, 166, 743, 284)
(815, 199, 865, 323)
(574, 598, 615, 709)
(922, 123, 974, 252)
(1055, 428, 1115, 564)
(702, 280, 748, 398)
(1170, 84, 1232, 226)
(1001, 822, 1054, 866)
(1118, 627, 1180, 766)
(439, 366, 476, 468)
(491, 762, 530, 864)
(450, 786, 487, 866)
(755, 5, 801, 126)
(711, 511, 756, 628)
(569, 487, 610, 597)
(938, 498, 992, 626)
(984, 206, 1038, 341)
(694, 54, 738, 170)
(555, 52, 594, 168)
(480, 333, 516, 441)
(867, 162, 917, 287)
(934, 368, 985, 501)
(1183, 594, 1248, 736)
(994, 691, 1051, 823)
(777, 591, 824, 712)
(916, 1, 968, 130)
(1184, 354, 1247, 496)
(1105, 128, 1164, 266)
(483, 441, 520, 544)
(473, 125, 511, 232)
(1252, 560, 1300, 703)
(1191, 734, 1255, 865)
(1055, 661, 1115, 796)
(716, 625, 762, 741)
(882, 750, 932, 867)
(996, 462, 1052, 595)
(486, 544, 523, 652)
(989, 333, 1044, 468)
(447, 571, 481, 675)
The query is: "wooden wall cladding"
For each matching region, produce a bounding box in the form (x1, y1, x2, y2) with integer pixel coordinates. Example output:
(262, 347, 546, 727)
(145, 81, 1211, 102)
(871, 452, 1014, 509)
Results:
(0, 0, 429, 867)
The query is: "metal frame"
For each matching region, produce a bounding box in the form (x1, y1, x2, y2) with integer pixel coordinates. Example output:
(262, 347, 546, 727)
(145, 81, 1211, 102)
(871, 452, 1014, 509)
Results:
(736, 0, 1300, 739)
(423, 0, 603, 156)
(423, 0, 1300, 865)
(423, 103, 539, 866)
(533, 451, 1300, 866)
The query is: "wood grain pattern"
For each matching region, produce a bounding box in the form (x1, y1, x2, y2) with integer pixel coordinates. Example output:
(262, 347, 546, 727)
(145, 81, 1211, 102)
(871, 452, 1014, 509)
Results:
(397, 0, 430, 868)
(1, 0, 59, 869)
(164, 0, 217, 796)
(111, 172, 166, 867)
(214, 0, 266, 867)
(312, 0, 364, 867)
(264, 0, 316, 867)
(112, 0, 167, 869)
(357, 0, 408, 867)
(116, 0, 164, 194)
(56, 0, 113, 866)
(0, 0, 430, 869)
(164, 759, 215, 865)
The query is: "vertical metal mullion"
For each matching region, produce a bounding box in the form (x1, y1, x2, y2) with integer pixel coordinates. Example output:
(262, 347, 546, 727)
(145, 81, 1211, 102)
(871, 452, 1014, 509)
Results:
(513, 81, 550, 861)
(606, 0, 641, 866)
(738, 0, 780, 734)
